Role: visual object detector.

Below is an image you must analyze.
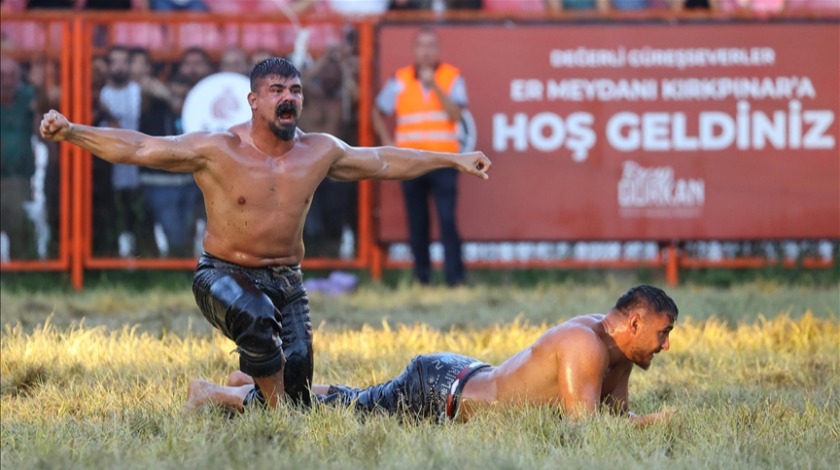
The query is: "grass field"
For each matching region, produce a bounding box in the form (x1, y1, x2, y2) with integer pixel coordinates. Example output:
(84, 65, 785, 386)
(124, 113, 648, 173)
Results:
(1, 280, 839, 469)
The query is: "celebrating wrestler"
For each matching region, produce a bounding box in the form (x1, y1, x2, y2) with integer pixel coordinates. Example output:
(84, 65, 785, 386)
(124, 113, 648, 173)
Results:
(186, 285, 678, 425)
(39, 57, 492, 410)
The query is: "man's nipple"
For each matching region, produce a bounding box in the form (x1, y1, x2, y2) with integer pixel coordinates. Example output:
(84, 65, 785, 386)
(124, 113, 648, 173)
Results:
(237, 196, 246, 205)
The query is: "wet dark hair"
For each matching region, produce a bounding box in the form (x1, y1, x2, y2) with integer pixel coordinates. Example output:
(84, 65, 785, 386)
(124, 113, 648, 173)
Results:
(614, 285, 678, 321)
(250, 57, 300, 91)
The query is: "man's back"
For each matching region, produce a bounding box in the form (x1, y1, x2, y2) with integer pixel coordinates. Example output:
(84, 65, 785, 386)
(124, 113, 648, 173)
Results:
(459, 314, 620, 418)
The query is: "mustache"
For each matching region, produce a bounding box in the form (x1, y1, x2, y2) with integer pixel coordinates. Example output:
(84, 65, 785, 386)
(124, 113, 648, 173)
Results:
(275, 103, 298, 117)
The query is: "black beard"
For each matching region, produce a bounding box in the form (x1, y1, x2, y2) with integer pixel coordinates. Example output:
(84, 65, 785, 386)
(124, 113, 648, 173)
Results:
(111, 72, 129, 86)
(269, 120, 297, 141)
(271, 103, 299, 140)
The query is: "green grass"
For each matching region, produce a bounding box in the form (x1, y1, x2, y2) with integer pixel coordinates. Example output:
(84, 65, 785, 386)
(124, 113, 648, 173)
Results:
(1, 281, 839, 469)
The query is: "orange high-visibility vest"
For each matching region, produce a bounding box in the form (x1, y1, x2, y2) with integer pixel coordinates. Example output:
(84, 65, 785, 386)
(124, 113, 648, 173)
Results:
(393, 63, 461, 153)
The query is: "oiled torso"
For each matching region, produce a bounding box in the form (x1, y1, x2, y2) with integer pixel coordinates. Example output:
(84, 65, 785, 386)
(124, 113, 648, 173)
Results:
(194, 130, 338, 267)
(459, 314, 628, 420)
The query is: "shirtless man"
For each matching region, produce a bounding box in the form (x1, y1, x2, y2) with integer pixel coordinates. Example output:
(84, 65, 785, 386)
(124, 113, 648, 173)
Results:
(186, 285, 678, 425)
(39, 57, 491, 410)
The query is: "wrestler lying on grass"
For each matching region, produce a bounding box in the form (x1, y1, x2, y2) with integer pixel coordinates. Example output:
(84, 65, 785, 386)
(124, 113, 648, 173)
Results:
(186, 285, 677, 425)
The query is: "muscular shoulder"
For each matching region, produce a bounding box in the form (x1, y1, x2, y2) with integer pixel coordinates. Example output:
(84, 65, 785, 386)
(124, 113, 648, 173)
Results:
(540, 319, 609, 365)
(175, 130, 240, 155)
(298, 131, 346, 158)
(173, 129, 238, 145)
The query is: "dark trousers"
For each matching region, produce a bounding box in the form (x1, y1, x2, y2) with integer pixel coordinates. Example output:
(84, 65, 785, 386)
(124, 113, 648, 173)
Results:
(192, 253, 314, 406)
(0, 177, 34, 258)
(401, 168, 464, 286)
(143, 183, 201, 257)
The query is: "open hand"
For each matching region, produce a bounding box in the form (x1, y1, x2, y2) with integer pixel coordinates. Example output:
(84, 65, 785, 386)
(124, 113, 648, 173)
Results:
(40, 109, 72, 142)
(456, 151, 492, 180)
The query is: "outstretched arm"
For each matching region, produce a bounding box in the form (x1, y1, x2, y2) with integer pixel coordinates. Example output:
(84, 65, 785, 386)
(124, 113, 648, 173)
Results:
(327, 136, 491, 182)
(39, 109, 210, 173)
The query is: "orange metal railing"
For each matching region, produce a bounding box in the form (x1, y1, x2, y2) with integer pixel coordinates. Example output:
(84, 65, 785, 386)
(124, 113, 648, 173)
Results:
(0, 14, 72, 274)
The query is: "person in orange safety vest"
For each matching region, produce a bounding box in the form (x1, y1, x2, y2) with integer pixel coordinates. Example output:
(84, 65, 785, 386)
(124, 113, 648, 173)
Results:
(372, 27, 469, 286)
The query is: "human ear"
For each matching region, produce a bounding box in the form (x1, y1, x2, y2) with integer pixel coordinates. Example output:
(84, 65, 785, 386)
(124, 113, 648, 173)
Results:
(248, 91, 257, 110)
(629, 313, 640, 334)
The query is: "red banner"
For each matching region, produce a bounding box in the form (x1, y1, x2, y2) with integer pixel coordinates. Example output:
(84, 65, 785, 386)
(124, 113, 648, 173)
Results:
(375, 22, 840, 241)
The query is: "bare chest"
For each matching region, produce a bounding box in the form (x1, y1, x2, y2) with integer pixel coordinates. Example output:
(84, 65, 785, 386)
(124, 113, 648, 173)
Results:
(204, 152, 329, 209)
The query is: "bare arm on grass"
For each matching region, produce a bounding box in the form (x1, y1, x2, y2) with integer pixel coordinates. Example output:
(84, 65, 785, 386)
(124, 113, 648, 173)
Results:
(603, 363, 676, 427)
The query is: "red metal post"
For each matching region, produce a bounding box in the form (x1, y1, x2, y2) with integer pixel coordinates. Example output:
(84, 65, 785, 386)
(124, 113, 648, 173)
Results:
(70, 16, 85, 290)
(665, 242, 679, 286)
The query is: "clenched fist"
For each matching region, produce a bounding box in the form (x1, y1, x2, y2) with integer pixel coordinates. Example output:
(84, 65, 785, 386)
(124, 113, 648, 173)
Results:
(454, 151, 492, 180)
(40, 109, 72, 141)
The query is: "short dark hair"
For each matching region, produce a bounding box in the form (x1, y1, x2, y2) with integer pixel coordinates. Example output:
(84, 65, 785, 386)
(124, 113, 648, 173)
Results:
(106, 45, 131, 64)
(614, 285, 678, 321)
(250, 57, 300, 91)
(180, 46, 212, 64)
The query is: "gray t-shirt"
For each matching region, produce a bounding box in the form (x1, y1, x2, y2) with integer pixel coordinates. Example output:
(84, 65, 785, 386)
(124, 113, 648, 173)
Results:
(99, 82, 141, 190)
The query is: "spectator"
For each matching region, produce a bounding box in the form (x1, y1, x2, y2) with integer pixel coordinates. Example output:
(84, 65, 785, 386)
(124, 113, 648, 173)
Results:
(786, 0, 840, 11)
(149, 0, 207, 11)
(23, 0, 75, 8)
(447, 0, 483, 9)
(300, 47, 357, 258)
(173, 48, 213, 251)
(219, 46, 250, 76)
(129, 47, 171, 104)
(603, 0, 670, 10)
(484, 0, 552, 11)
(372, 27, 468, 286)
(176, 47, 213, 88)
(131, 48, 199, 258)
(541, 0, 608, 11)
(328, 0, 389, 15)
(204, 0, 316, 14)
(713, 0, 785, 14)
(676, 0, 711, 10)
(88, 54, 118, 257)
(98, 45, 148, 258)
(0, 55, 36, 260)
(167, 73, 191, 135)
(83, 0, 143, 9)
(26, 55, 61, 259)
(168, 72, 205, 256)
(388, 0, 432, 10)
(249, 49, 274, 70)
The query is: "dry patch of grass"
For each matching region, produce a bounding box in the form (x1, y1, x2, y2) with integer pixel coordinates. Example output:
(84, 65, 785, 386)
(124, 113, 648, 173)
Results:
(2, 308, 838, 469)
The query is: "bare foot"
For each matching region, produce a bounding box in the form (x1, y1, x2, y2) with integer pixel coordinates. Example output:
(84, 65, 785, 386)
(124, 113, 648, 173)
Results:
(184, 378, 217, 413)
(228, 370, 255, 387)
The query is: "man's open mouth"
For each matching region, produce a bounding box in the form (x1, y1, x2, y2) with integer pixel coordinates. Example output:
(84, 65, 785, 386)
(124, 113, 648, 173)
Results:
(276, 104, 296, 121)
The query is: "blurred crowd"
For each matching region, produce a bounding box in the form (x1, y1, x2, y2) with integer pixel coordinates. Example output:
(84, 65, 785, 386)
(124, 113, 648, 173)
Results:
(1, 13, 361, 260)
(1, 1, 838, 262)
(1, 0, 839, 14)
